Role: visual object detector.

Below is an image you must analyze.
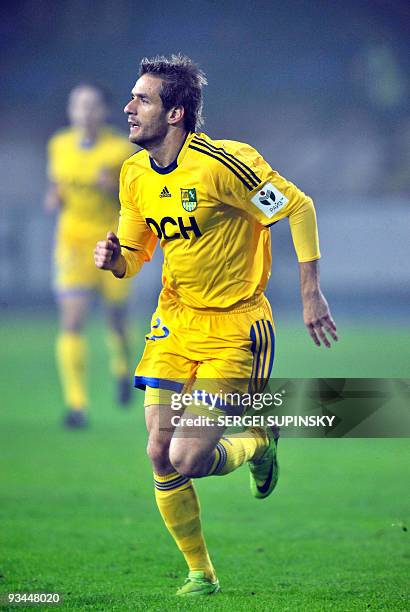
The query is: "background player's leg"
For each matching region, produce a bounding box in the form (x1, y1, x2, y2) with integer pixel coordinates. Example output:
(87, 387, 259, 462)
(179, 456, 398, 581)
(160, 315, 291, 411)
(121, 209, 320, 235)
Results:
(104, 302, 131, 406)
(146, 402, 216, 583)
(56, 293, 90, 427)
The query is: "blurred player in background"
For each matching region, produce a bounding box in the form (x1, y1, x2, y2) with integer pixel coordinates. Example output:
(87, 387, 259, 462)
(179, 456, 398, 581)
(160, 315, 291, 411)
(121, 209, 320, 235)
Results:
(95, 55, 338, 596)
(45, 84, 135, 428)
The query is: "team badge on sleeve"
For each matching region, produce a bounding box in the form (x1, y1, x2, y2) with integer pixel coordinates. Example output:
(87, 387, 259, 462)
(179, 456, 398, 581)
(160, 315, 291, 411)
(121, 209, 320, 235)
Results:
(250, 182, 289, 218)
(181, 188, 198, 212)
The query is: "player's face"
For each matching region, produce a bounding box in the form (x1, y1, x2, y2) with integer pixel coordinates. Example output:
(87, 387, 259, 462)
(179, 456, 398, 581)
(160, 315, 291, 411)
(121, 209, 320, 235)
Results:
(68, 87, 107, 131)
(124, 75, 169, 148)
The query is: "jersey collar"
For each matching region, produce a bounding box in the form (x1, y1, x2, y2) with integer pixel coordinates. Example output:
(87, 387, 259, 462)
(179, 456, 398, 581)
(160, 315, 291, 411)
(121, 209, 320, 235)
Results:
(75, 127, 104, 150)
(149, 132, 193, 175)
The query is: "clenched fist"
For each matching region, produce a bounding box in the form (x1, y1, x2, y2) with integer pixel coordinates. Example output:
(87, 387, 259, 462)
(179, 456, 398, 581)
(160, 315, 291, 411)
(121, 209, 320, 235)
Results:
(94, 232, 125, 277)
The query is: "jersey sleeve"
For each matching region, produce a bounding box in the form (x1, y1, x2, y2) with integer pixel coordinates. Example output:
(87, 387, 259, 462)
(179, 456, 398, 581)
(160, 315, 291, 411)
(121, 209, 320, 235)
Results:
(117, 162, 158, 278)
(217, 141, 320, 262)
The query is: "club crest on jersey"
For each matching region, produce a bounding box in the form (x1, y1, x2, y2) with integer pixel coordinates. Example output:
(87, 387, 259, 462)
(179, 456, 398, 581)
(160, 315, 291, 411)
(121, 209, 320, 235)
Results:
(251, 182, 289, 218)
(180, 187, 198, 212)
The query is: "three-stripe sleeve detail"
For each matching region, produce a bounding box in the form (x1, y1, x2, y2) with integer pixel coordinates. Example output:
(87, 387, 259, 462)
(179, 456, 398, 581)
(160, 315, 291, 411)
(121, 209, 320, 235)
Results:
(188, 136, 261, 192)
(192, 137, 261, 186)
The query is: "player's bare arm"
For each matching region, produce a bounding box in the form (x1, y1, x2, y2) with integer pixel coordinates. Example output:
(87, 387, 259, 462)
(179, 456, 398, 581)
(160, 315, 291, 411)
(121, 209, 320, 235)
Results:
(43, 181, 62, 212)
(94, 231, 126, 278)
(96, 167, 120, 196)
(299, 260, 338, 348)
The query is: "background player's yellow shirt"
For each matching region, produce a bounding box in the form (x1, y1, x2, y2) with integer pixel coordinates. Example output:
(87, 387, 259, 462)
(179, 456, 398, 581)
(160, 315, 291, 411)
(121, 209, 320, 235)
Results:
(48, 127, 134, 243)
(118, 132, 320, 309)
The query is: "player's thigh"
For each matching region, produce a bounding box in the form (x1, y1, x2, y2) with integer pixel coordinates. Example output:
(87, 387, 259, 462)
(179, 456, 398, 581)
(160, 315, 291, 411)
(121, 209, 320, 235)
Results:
(57, 293, 91, 331)
(103, 301, 127, 333)
(196, 297, 276, 397)
(134, 298, 197, 390)
(145, 399, 178, 465)
(54, 239, 97, 295)
(99, 272, 131, 306)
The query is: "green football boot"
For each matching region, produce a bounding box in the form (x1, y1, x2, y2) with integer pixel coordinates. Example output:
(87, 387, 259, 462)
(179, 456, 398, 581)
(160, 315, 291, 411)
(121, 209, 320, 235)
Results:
(249, 425, 280, 499)
(176, 571, 220, 597)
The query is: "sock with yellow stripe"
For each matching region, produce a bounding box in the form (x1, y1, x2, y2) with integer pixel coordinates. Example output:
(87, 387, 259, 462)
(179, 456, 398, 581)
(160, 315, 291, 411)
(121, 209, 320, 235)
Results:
(154, 472, 216, 582)
(56, 332, 87, 410)
(106, 330, 129, 378)
(208, 427, 269, 476)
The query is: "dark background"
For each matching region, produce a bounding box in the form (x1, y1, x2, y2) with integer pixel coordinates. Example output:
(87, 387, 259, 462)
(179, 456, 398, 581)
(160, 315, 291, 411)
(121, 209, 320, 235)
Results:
(1, 0, 409, 316)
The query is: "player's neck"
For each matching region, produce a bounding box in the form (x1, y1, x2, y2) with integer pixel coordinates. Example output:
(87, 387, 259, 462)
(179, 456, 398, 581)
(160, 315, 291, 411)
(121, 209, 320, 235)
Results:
(148, 129, 188, 168)
(76, 126, 101, 147)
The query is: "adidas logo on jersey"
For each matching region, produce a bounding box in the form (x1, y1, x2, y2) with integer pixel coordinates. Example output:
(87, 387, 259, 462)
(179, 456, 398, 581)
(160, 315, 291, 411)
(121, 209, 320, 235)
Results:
(159, 186, 172, 198)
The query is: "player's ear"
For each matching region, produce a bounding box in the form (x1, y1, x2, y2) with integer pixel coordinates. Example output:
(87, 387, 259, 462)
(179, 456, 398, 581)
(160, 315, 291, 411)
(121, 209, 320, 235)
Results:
(168, 105, 184, 126)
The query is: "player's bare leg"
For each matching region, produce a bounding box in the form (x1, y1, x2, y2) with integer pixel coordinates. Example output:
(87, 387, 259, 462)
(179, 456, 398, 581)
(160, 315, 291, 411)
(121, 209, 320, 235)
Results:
(145, 401, 274, 596)
(145, 404, 219, 596)
(104, 303, 131, 406)
(56, 292, 91, 428)
(145, 404, 177, 475)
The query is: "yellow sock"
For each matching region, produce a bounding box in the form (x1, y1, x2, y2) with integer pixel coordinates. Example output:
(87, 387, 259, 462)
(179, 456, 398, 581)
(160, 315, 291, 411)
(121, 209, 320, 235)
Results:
(56, 332, 87, 409)
(106, 331, 128, 378)
(208, 428, 269, 475)
(154, 472, 216, 581)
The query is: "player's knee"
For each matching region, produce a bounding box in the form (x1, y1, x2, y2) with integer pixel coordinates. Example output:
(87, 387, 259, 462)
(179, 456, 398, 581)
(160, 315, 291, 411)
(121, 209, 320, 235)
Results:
(105, 305, 126, 332)
(60, 311, 85, 332)
(146, 439, 171, 473)
(62, 320, 84, 333)
(169, 445, 209, 478)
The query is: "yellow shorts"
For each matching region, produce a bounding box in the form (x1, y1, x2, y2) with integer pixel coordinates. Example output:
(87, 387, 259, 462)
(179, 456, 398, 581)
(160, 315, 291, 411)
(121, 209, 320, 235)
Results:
(135, 289, 275, 411)
(54, 239, 130, 304)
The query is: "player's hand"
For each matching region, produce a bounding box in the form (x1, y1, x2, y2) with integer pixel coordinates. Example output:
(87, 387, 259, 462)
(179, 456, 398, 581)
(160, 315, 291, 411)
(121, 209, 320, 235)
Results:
(302, 290, 338, 348)
(94, 231, 122, 270)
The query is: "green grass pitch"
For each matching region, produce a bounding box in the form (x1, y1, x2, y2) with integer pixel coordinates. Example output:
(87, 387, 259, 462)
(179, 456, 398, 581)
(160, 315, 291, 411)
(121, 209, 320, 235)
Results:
(1, 316, 409, 610)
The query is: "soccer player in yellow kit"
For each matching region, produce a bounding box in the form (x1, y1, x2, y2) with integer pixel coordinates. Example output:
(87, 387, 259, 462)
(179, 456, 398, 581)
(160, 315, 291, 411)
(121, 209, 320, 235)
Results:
(95, 55, 338, 596)
(45, 84, 135, 427)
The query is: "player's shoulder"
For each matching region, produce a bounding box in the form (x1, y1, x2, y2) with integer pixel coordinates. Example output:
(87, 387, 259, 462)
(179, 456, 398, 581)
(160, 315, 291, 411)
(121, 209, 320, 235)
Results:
(102, 125, 130, 145)
(120, 148, 149, 182)
(101, 126, 135, 156)
(47, 126, 75, 148)
(192, 132, 261, 160)
(189, 132, 266, 190)
(189, 132, 266, 176)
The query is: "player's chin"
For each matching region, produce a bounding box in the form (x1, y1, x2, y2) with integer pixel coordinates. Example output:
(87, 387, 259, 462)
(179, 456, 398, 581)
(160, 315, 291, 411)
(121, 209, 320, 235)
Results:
(129, 128, 142, 144)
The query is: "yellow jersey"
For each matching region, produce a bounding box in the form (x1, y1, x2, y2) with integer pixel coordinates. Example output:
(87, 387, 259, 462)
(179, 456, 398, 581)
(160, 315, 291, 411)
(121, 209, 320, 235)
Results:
(47, 126, 134, 243)
(117, 131, 320, 309)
